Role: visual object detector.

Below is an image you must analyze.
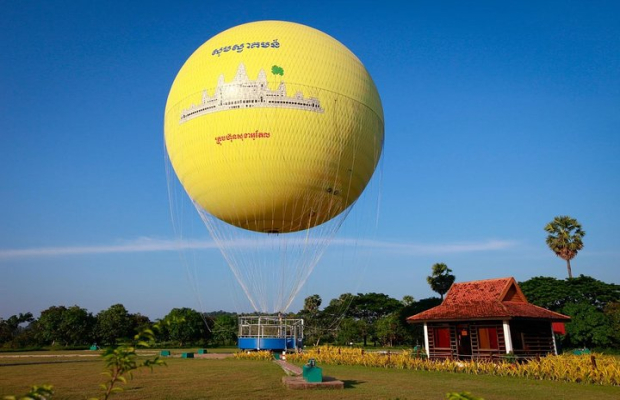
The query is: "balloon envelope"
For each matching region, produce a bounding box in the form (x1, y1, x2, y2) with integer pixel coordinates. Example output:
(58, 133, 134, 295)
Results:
(165, 21, 383, 233)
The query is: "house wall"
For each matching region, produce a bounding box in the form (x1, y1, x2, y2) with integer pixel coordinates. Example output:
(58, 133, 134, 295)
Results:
(427, 321, 506, 360)
(427, 320, 556, 360)
(509, 320, 556, 357)
(468, 321, 506, 359)
(426, 323, 456, 359)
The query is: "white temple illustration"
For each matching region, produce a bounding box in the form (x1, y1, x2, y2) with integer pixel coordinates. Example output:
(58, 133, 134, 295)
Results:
(180, 63, 324, 123)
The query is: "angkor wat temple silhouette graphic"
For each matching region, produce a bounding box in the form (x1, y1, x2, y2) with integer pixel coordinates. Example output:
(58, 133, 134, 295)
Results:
(180, 63, 324, 123)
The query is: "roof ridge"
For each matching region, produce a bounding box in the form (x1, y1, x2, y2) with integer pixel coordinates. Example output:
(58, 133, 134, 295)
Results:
(453, 277, 513, 284)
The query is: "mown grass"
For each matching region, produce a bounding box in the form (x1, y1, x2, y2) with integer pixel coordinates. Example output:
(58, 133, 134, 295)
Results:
(1, 353, 619, 400)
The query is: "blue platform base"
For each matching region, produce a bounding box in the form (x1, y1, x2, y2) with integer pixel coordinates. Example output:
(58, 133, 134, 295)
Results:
(238, 337, 299, 351)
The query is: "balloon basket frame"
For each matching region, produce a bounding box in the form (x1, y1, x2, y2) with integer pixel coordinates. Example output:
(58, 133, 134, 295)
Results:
(238, 315, 304, 352)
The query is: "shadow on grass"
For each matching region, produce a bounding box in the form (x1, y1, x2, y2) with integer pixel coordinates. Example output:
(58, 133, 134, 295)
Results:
(342, 379, 365, 389)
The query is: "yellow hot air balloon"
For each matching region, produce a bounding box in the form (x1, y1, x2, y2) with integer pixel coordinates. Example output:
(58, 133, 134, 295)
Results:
(165, 20, 383, 234)
(164, 21, 383, 312)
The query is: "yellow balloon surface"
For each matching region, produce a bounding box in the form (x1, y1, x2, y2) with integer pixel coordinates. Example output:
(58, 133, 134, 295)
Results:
(165, 21, 383, 233)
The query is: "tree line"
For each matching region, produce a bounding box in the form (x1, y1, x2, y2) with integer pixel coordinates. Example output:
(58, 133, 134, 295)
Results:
(2, 274, 618, 351)
(1, 215, 613, 350)
(0, 304, 238, 350)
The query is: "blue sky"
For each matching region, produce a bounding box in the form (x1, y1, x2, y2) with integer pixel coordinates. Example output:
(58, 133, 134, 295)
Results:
(1, 1, 618, 320)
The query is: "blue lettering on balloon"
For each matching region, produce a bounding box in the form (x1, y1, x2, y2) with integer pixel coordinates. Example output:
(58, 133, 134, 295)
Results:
(212, 40, 279, 56)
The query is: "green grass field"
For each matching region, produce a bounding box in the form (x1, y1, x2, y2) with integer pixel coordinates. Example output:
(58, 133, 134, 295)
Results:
(1, 352, 619, 400)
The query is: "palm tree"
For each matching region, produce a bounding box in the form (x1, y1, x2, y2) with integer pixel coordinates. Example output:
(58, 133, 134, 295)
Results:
(544, 215, 585, 278)
(426, 263, 455, 300)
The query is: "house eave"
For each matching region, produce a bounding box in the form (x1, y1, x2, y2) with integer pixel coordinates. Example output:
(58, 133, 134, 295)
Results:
(407, 316, 512, 324)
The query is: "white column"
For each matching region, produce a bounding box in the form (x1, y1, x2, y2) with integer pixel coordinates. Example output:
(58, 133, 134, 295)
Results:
(550, 322, 558, 355)
(423, 323, 430, 356)
(502, 320, 513, 354)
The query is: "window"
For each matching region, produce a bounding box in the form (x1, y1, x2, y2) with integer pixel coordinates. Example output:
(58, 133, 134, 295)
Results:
(478, 327, 499, 350)
(433, 327, 451, 348)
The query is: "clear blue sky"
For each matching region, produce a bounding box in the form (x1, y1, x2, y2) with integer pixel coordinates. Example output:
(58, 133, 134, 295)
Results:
(1, 1, 618, 320)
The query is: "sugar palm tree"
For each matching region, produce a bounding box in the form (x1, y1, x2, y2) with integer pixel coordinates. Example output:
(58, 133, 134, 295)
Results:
(544, 215, 585, 279)
(426, 263, 455, 300)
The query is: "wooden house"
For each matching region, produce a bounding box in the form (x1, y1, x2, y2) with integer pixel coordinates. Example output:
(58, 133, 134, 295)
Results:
(407, 277, 570, 360)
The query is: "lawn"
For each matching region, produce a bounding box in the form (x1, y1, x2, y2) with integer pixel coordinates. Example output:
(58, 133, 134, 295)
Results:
(1, 352, 619, 400)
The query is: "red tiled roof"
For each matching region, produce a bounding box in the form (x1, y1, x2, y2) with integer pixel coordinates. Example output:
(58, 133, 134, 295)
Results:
(407, 277, 570, 322)
(442, 278, 510, 304)
(502, 301, 569, 320)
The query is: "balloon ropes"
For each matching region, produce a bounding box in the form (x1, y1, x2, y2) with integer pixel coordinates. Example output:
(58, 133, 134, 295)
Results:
(164, 21, 384, 314)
